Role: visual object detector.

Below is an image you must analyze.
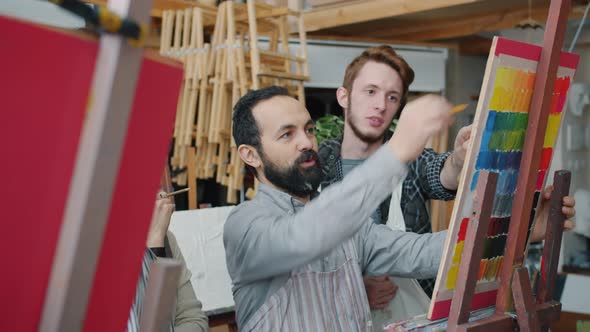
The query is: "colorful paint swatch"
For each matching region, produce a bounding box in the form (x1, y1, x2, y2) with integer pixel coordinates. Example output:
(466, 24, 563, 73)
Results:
(496, 171, 519, 195)
(478, 260, 487, 280)
(544, 113, 562, 148)
(471, 170, 480, 192)
(552, 76, 571, 114)
(429, 37, 579, 321)
(492, 193, 514, 217)
(452, 241, 465, 264)
(446, 264, 460, 290)
(475, 150, 523, 171)
(539, 148, 553, 170)
(483, 238, 493, 259)
(489, 67, 535, 112)
(457, 218, 469, 242)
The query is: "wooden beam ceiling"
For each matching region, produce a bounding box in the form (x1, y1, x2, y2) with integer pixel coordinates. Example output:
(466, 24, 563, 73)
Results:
(455, 36, 493, 55)
(80, 0, 589, 50)
(303, 0, 483, 32)
(367, 4, 587, 41)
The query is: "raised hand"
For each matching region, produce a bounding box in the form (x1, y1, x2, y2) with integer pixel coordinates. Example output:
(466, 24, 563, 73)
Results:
(388, 94, 453, 163)
(146, 192, 175, 247)
(530, 185, 576, 242)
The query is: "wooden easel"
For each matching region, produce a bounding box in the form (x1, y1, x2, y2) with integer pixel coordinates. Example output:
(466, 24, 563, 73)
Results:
(160, 1, 311, 203)
(160, 5, 217, 187)
(445, 0, 573, 330)
(446, 170, 571, 331)
(4, 1, 188, 330)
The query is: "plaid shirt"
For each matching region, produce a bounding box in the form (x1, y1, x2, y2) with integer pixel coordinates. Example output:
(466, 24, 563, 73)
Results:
(318, 136, 456, 295)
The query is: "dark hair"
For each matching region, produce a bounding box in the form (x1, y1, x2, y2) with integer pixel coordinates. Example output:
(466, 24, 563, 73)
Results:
(232, 85, 291, 176)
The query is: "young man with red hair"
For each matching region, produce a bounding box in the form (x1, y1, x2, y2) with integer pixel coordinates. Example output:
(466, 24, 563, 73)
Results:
(318, 45, 472, 327)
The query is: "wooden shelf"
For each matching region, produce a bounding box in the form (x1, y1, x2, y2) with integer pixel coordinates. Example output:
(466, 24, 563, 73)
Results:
(83, 0, 216, 18)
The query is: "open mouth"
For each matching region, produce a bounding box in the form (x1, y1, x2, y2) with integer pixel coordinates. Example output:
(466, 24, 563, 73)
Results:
(367, 116, 384, 127)
(300, 155, 316, 167)
(298, 153, 318, 168)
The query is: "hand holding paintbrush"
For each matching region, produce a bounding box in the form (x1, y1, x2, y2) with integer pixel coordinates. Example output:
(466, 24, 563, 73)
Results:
(388, 94, 455, 162)
(147, 188, 189, 248)
(158, 187, 190, 199)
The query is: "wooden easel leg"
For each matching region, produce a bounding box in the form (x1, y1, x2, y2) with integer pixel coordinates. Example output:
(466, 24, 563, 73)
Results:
(496, 0, 571, 313)
(447, 170, 498, 330)
(458, 169, 571, 332)
(537, 170, 571, 331)
(187, 147, 198, 210)
(537, 170, 571, 304)
(139, 258, 182, 332)
(512, 267, 541, 332)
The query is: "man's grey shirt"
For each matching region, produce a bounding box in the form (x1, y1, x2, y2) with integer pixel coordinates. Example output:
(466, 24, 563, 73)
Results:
(223, 146, 447, 328)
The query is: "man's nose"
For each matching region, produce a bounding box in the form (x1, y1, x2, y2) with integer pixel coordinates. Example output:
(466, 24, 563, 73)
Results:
(373, 94, 387, 112)
(297, 133, 314, 151)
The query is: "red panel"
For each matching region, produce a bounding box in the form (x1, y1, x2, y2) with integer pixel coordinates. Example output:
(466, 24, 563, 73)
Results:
(495, 37, 579, 69)
(83, 56, 182, 332)
(429, 290, 498, 321)
(0, 16, 96, 332)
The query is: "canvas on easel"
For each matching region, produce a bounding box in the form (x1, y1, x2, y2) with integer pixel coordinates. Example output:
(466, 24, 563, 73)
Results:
(0, 14, 183, 332)
(0, 15, 96, 332)
(428, 36, 579, 320)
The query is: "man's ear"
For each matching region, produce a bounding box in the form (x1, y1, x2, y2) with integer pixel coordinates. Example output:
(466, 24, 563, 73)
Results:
(238, 144, 262, 170)
(336, 87, 349, 110)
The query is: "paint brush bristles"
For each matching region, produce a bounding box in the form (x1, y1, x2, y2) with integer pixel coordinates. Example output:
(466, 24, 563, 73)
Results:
(159, 188, 190, 198)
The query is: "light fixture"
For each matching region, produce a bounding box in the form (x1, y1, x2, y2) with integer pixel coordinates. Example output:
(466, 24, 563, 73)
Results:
(515, 0, 543, 30)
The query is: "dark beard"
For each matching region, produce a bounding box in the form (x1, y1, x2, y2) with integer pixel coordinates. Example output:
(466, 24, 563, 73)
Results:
(262, 150, 323, 198)
(346, 98, 387, 144)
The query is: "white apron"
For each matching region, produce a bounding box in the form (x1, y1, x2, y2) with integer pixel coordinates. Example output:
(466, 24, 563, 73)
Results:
(370, 179, 431, 331)
(241, 239, 372, 331)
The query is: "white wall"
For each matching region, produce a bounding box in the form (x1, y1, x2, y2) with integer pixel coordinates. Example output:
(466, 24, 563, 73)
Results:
(303, 39, 448, 93)
(0, 0, 85, 28)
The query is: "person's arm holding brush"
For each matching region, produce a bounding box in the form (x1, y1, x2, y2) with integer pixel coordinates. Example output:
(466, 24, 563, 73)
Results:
(145, 191, 210, 332)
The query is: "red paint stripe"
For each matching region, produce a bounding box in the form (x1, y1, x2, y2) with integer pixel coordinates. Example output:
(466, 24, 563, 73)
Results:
(490, 218, 500, 237)
(540, 148, 553, 171)
(549, 93, 559, 114)
(494, 37, 579, 69)
(458, 218, 470, 242)
(429, 290, 498, 320)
